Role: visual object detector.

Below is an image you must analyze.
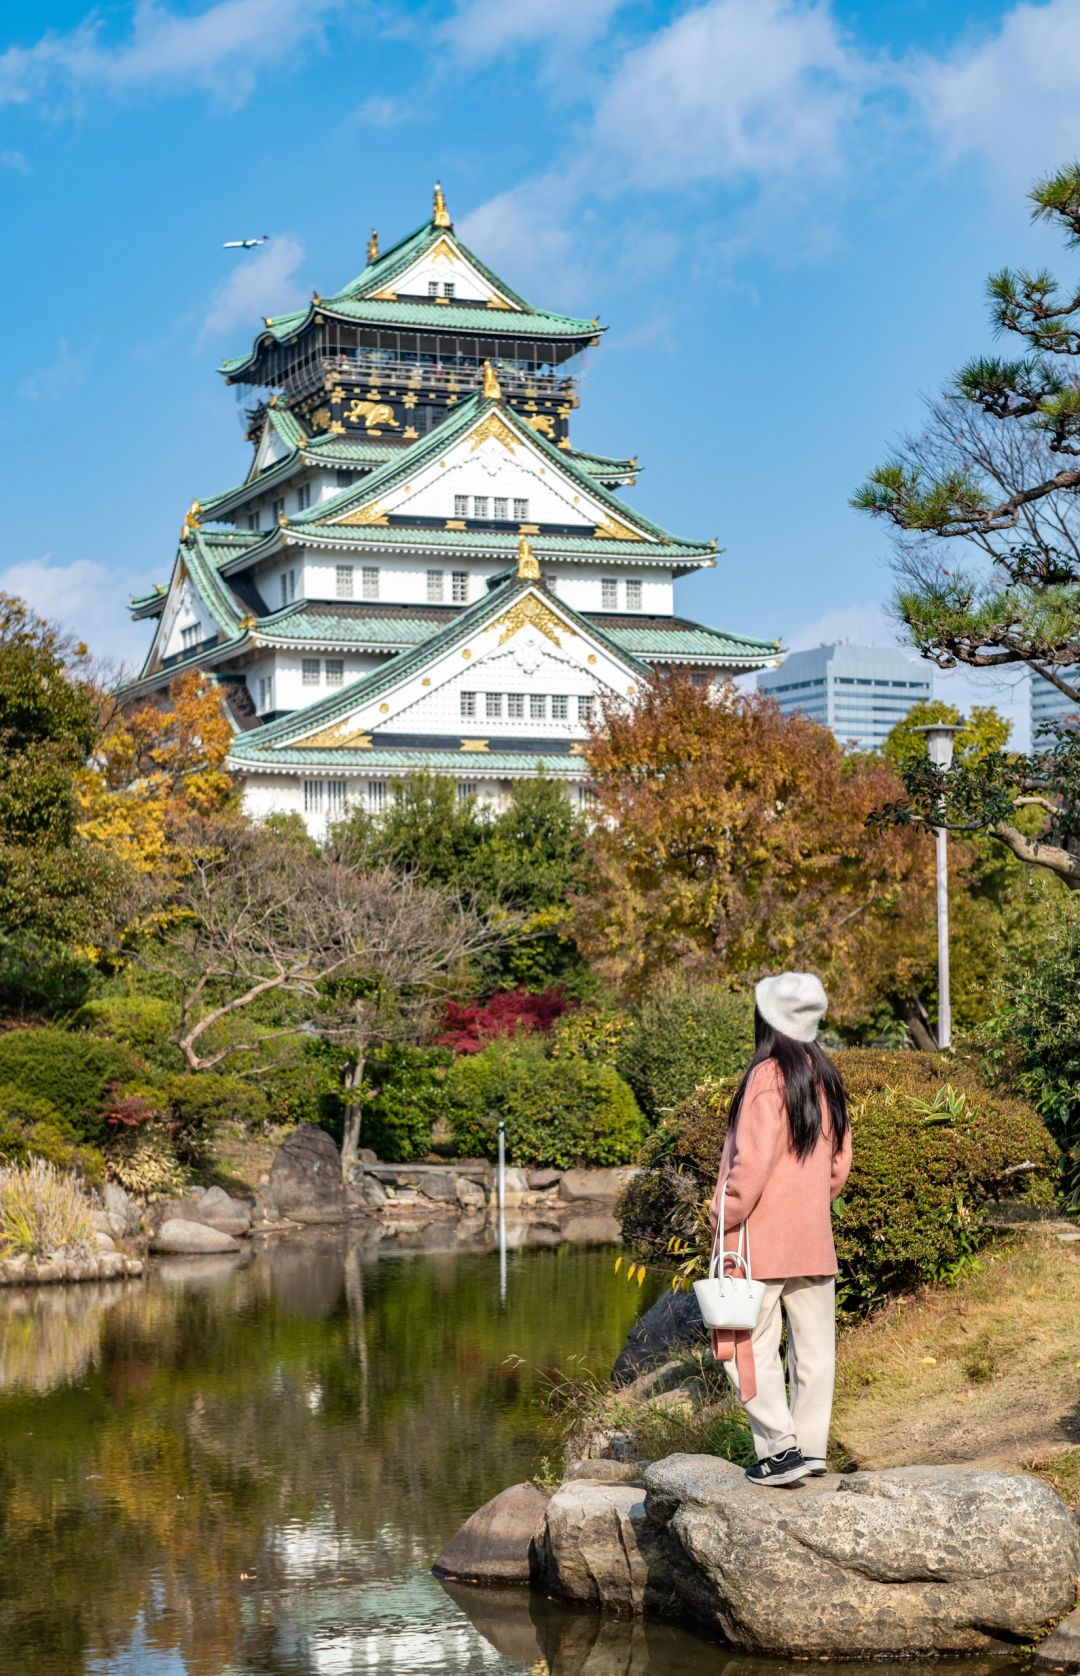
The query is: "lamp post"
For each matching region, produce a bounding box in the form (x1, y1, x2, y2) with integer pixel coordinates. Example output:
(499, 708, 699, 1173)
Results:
(913, 723, 963, 1050)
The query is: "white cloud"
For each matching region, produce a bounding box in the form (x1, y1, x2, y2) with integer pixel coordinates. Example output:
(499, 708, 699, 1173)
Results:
(458, 176, 591, 302)
(443, 0, 625, 59)
(0, 149, 29, 173)
(350, 93, 407, 125)
(198, 234, 308, 345)
(912, 0, 1080, 182)
(18, 339, 91, 402)
(0, 556, 147, 671)
(786, 600, 897, 653)
(0, 0, 345, 108)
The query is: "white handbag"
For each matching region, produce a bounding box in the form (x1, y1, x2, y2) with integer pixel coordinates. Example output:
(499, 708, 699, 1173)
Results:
(693, 1184, 767, 1332)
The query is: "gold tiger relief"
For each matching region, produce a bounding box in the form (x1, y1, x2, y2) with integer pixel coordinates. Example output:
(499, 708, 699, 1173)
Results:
(346, 400, 399, 435)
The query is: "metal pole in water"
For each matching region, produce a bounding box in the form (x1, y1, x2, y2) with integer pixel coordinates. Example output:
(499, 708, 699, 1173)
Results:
(497, 1119, 507, 1305)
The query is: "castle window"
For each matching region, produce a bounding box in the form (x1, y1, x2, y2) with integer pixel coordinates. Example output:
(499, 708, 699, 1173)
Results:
(327, 780, 347, 817)
(513, 498, 529, 521)
(325, 659, 344, 686)
(180, 623, 202, 649)
(428, 281, 438, 297)
(427, 570, 445, 602)
(258, 676, 272, 711)
(458, 781, 477, 801)
(297, 483, 311, 512)
(552, 695, 569, 720)
(362, 566, 379, 600)
(280, 569, 296, 607)
(247, 512, 261, 532)
(507, 693, 525, 720)
(460, 691, 477, 719)
(473, 496, 489, 518)
(443, 282, 455, 299)
(336, 469, 352, 487)
(578, 695, 596, 723)
(601, 578, 618, 609)
(625, 579, 643, 610)
(530, 694, 547, 721)
(272, 496, 286, 522)
(486, 692, 503, 720)
(302, 658, 321, 686)
(578, 785, 597, 810)
(303, 780, 323, 813)
(367, 782, 386, 812)
(454, 494, 469, 517)
(494, 497, 508, 520)
(452, 571, 468, 603)
(336, 564, 354, 598)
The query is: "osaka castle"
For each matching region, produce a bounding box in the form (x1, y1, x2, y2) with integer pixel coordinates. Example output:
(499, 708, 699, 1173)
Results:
(126, 183, 777, 830)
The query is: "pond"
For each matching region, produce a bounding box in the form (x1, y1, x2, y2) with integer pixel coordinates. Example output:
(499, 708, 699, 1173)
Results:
(0, 1232, 1023, 1676)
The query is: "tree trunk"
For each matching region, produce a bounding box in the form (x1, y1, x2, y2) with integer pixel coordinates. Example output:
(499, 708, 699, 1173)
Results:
(991, 821, 1080, 887)
(902, 998, 940, 1053)
(340, 1053, 366, 1182)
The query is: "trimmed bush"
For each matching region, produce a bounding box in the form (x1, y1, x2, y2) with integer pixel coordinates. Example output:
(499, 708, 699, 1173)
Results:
(362, 1045, 453, 1161)
(549, 1005, 632, 1066)
(618, 1050, 1057, 1315)
(163, 1073, 269, 1164)
(0, 1028, 136, 1144)
(446, 1037, 646, 1168)
(74, 996, 181, 1075)
(0, 1083, 103, 1181)
(617, 981, 754, 1122)
(0, 935, 95, 1018)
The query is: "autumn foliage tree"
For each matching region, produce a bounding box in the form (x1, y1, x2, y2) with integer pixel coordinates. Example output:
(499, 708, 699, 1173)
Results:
(576, 676, 938, 1036)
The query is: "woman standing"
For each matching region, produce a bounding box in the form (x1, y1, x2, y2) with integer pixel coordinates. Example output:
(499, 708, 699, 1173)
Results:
(709, 972, 851, 1487)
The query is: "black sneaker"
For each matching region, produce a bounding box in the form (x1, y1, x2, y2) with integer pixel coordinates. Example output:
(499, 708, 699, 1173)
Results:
(745, 1448, 810, 1487)
(803, 1457, 828, 1476)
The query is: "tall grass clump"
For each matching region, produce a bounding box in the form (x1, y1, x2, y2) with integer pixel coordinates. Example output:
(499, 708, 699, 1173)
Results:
(0, 1159, 96, 1261)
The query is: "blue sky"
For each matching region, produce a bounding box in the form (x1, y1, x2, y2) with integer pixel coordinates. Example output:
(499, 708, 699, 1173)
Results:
(4, 0, 1080, 746)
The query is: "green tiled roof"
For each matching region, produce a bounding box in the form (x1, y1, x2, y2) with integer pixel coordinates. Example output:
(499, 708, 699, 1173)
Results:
(605, 623, 777, 661)
(229, 573, 648, 759)
(220, 523, 714, 573)
(254, 605, 440, 647)
(228, 743, 588, 775)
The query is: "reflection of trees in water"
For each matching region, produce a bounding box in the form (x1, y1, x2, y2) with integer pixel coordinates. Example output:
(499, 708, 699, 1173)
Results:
(0, 1282, 131, 1394)
(0, 1238, 652, 1676)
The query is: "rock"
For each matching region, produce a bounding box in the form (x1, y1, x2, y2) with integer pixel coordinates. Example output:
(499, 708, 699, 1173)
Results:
(612, 1288, 705, 1385)
(266, 1125, 347, 1224)
(645, 1456, 1080, 1655)
(151, 1219, 241, 1255)
(455, 1175, 487, 1209)
(94, 1231, 117, 1254)
(357, 1147, 378, 1166)
(499, 1167, 531, 1207)
(526, 1167, 561, 1190)
(189, 1185, 251, 1238)
(558, 1167, 639, 1203)
(437, 1579, 546, 1667)
(103, 1181, 142, 1237)
(562, 1459, 647, 1485)
(351, 1174, 389, 1209)
(415, 1171, 458, 1204)
(1036, 1605, 1080, 1671)
(433, 1482, 551, 1585)
(566, 1426, 638, 1465)
(542, 1482, 670, 1615)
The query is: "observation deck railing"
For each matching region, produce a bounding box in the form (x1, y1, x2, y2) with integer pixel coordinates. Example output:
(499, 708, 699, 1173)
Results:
(279, 352, 578, 406)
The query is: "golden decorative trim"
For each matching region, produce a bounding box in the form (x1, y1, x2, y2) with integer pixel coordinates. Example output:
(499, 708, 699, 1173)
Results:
(710, 538, 719, 551)
(516, 535, 540, 580)
(338, 501, 388, 527)
(524, 413, 556, 439)
(626, 686, 636, 696)
(460, 739, 489, 753)
(485, 297, 514, 310)
(587, 654, 597, 665)
(402, 392, 418, 408)
(569, 743, 586, 756)
(371, 288, 397, 301)
(630, 456, 639, 469)
(296, 724, 373, 749)
(422, 677, 431, 687)
(239, 613, 257, 630)
(403, 425, 419, 439)
(518, 523, 540, 534)
(436, 295, 449, 305)
(495, 595, 571, 649)
(433, 180, 451, 227)
(594, 517, 644, 541)
(329, 421, 346, 435)
(429, 236, 457, 263)
(469, 412, 517, 453)
(311, 406, 331, 431)
(462, 648, 472, 659)
(557, 438, 572, 450)
(368, 229, 379, 262)
(445, 519, 467, 530)
(627, 474, 637, 485)
(329, 386, 345, 402)
(379, 703, 390, 713)
(483, 360, 502, 401)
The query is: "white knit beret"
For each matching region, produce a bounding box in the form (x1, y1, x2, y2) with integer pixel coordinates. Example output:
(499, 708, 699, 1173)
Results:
(755, 972, 829, 1043)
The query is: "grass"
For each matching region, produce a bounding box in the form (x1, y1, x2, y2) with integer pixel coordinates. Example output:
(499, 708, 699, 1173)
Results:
(833, 1223, 1080, 1487)
(0, 1158, 96, 1260)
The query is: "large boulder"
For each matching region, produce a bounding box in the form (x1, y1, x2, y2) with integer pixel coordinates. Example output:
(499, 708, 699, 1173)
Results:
(644, 1456, 1080, 1655)
(612, 1288, 705, 1385)
(542, 1482, 670, 1616)
(103, 1182, 142, 1238)
(1036, 1604, 1080, 1671)
(171, 1185, 250, 1238)
(433, 1482, 551, 1585)
(558, 1167, 639, 1203)
(266, 1125, 348, 1224)
(151, 1219, 240, 1255)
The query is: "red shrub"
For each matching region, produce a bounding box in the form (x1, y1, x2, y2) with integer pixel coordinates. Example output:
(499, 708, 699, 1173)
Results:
(438, 989, 572, 1054)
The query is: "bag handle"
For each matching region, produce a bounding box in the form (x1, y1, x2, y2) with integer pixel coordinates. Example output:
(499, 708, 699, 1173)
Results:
(707, 1182, 754, 1284)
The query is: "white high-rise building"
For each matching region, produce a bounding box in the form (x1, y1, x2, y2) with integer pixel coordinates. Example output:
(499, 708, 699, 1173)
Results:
(1030, 670, 1080, 746)
(757, 644, 932, 750)
(122, 184, 776, 831)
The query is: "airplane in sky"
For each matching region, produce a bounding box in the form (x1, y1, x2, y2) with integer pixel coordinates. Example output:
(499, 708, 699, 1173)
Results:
(223, 235, 270, 250)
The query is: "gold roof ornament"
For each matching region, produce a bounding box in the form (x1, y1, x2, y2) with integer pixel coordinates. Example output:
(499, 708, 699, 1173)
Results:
(516, 535, 541, 580)
(368, 228, 379, 262)
(482, 360, 502, 401)
(433, 180, 451, 228)
(180, 500, 202, 543)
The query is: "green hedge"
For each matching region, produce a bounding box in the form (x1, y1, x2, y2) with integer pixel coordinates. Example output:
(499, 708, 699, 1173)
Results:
(617, 982, 754, 1121)
(0, 1028, 136, 1144)
(74, 995, 182, 1075)
(618, 1050, 1057, 1314)
(446, 1037, 645, 1168)
(361, 1045, 453, 1162)
(0, 1083, 104, 1181)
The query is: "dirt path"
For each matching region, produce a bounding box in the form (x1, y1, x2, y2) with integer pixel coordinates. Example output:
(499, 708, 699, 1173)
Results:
(833, 1223, 1080, 1500)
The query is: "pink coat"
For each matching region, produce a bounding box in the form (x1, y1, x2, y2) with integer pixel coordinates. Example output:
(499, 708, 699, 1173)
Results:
(707, 1060, 852, 1399)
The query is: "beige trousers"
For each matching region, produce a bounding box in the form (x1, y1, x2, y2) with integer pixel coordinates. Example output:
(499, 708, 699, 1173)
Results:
(722, 1276, 836, 1460)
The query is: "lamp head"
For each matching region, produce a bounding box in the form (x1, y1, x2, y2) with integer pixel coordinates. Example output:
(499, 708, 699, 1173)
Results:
(913, 722, 963, 772)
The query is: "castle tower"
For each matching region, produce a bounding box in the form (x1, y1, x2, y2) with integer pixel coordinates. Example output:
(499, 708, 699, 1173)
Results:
(127, 185, 778, 830)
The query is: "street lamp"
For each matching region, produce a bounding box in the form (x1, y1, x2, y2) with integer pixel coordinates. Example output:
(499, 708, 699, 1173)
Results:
(913, 723, 963, 1050)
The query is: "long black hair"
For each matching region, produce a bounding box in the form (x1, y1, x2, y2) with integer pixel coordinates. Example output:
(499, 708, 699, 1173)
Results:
(727, 1008, 849, 1160)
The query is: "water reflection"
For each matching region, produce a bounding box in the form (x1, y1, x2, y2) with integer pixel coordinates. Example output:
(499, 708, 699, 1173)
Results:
(0, 1238, 1028, 1676)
